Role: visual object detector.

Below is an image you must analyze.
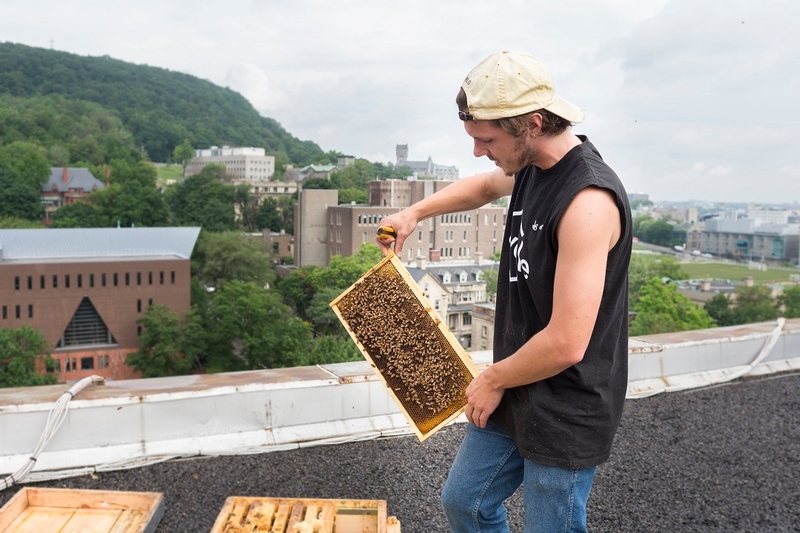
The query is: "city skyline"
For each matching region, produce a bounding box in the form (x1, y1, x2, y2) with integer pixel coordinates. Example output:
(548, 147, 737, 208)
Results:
(2, 0, 799, 204)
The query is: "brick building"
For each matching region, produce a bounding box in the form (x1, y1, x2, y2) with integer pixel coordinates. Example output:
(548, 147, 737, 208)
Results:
(40, 167, 106, 224)
(0, 227, 200, 382)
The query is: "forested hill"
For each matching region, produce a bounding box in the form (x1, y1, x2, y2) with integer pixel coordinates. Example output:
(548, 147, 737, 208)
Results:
(0, 42, 324, 165)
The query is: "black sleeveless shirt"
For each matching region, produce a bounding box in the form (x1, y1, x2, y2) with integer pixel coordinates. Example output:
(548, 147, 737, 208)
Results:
(490, 136, 632, 469)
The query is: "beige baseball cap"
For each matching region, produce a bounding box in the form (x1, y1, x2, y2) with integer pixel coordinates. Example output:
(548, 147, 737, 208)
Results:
(460, 50, 584, 123)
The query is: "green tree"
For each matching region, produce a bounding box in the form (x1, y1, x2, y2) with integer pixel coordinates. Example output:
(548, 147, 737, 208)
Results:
(731, 285, 779, 324)
(0, 141, 50, 221)
(173, 139, 194, 168)
(275, 265, 321, 320)
(256, 197, 282, 232)
(628, 255, 687, 307)
(778, 285, 800, 318)
(0, 216, 46, 228)
(166, 164, 237, 232)
(307, 243, 382, 293)
(192, 231, 275, 290)
(302, 177, 336, 190)
(303, 335, 361, 366)
(0, 326, 57, 388)
(483, 269, 499, 301)
(126, 304, 192, 378)
(50, 202, 103, 228)
(233, 184, 258, 231)
(204, 281, 312, 371)
(704, 293, 736, 327)
(630, 277, 715, 335)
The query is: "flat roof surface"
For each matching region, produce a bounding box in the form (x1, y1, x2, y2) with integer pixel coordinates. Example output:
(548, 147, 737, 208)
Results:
(1, 371, 798, 532)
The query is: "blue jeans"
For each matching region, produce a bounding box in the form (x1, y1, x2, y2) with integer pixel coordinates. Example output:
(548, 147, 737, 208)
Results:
(441, 422, 596, 533)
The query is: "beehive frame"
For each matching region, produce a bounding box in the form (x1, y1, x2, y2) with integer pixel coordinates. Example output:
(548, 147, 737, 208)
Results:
(330, 250, 478, 441)
(209, 497, 400, 533)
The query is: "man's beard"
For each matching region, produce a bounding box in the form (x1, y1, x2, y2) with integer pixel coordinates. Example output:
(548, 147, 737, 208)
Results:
(501, 136, 537, 177)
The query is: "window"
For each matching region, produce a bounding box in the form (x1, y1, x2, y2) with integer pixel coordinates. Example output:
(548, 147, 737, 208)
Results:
(125, 273, 130, 286)
(15, 305, 20, 319)
(137, 272, 142, 286)
(57, 296, 116, 348)
(137, 299, 142, 313)
(65, 274, 70, 288)
(90, 274, 95, 287)
(148, 272, 153, 285)
(159, 271, 164, 285)
(482, 326, 488, 338)
(78, 274, 84, 288)
(171, 271, 176, 284)
(463, 231, 468, 241)
(40, 275, 45, 289)
(148, 298, 153, 306)
(97, 355, 109, 369)
(14, 276, 19, 290)
(81, 357, 94, 370)
(27, 276, 32, 290)
(462, 312, 472, 326)
(2, 306, 6, 319)
(114, 273, 118, 286)
(102, 273, 106, 287)
(28, 305, 33, 318)
(53, 275, 58, 288)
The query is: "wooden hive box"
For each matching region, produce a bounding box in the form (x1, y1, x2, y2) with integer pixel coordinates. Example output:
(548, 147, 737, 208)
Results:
(330, 251, 478, 441)
(210, 497, 400, 533)
(0, 487, 164, 533)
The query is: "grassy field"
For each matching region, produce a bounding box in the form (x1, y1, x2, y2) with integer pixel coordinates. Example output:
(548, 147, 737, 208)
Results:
(154, 164, 184, 185)
(679, 261, 796, 284)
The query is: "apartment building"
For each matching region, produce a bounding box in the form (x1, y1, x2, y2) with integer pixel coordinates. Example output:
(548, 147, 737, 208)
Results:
(295, 180, 506, 268)
(185, 146, 275, 181)
(0, 227, 200, 382)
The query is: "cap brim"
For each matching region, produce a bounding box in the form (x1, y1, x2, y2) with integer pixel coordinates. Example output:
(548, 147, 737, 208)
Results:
(546, 96, 584, 124)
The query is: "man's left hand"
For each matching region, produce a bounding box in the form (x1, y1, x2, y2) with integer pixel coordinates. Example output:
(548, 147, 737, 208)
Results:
(464, 372, 504, 428)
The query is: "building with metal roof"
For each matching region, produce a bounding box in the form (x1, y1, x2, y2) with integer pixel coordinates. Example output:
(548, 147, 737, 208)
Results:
(0, 227, 200, 382)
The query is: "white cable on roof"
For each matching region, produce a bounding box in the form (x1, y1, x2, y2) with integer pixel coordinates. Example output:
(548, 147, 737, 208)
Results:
(0, 375, 105, 492)
(627, 318, 786, 399)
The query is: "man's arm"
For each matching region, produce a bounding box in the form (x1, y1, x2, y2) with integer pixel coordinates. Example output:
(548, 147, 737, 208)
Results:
(464, 186, 623, 427)
(377, 168, 514, 254)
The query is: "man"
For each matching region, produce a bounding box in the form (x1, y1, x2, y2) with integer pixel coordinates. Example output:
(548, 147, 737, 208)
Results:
(378, 50, 632, 533)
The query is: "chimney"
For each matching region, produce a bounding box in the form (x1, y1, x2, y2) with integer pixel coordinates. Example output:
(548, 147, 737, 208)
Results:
(416, 255, 427, 270)
(62, 167, 69, 184)
(475, 251, 484, 266)
(429, 249, 441, 263)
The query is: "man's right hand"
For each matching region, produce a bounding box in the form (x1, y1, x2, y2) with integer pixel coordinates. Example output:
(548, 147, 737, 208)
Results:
(377, 211, 418, 256)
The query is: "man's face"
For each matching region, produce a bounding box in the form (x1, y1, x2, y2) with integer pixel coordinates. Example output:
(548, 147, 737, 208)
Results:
(463, 120, 536, 176)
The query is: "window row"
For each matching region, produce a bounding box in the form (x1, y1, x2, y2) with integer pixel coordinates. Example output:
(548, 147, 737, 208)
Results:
(2, 304, 34, 320)
(14, 271, 177, 290)
(51, 354, 110, 373)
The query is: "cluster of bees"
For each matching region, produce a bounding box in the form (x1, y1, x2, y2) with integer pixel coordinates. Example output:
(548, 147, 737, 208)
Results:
(223, 500, 332, 533)
(335, 261, 473, 432)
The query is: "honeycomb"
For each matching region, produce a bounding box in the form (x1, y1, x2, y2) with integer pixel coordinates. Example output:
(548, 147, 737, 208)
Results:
(330, 252, 477, 441)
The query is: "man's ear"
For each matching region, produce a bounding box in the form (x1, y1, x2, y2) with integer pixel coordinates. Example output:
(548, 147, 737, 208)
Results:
(528, 112, 544, 137)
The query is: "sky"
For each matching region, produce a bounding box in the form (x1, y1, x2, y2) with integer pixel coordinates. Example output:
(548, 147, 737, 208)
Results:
(2, 0, 800, 205)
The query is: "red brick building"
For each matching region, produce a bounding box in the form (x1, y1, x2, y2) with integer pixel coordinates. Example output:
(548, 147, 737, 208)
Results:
(0, 227, 200, 382)
(40, 167, 107, 224)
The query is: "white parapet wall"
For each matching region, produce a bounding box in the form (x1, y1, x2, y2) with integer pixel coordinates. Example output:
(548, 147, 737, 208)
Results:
(1, 319, 799, 480)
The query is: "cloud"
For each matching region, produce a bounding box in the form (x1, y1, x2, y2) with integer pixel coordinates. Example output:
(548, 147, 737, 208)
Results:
(221, 64, 284, 112)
